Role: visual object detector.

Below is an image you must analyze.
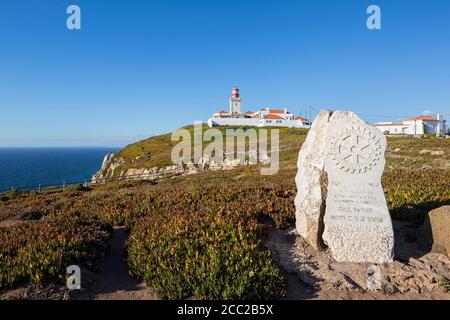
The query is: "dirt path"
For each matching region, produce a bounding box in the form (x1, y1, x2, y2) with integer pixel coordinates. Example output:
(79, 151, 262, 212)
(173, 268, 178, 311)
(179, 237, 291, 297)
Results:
(86, 227, 158, 300)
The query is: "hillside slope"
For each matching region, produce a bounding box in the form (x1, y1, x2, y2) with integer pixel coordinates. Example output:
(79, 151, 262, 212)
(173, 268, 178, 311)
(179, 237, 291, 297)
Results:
(92, 125, 450, 183)
(92, 125, 308, 181)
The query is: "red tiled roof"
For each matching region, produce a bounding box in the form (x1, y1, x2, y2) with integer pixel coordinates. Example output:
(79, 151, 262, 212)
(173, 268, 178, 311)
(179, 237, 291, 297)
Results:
(403, 115, 438, 121)
(264, 114, 284, 120)
(245, 111, 254, 114)
(269, 109, 286, 114)
(295, 116, 306, 121)
(219, 110, 229, 114)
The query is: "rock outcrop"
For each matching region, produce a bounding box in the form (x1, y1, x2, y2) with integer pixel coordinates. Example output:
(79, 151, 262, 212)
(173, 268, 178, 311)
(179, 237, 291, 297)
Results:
(91, 154, 248, 184)
(91, 154, 124, 183)
(420, 206, 450, 257)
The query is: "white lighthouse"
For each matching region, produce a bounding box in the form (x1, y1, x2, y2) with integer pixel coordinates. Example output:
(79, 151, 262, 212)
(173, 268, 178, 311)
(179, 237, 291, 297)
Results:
(229, 84, 242, 115)
(207, 84, 309, 128)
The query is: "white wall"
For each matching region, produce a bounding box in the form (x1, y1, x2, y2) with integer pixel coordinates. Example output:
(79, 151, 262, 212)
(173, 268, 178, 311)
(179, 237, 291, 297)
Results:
(402, 120, 424, 135)
(208, 118, 260, 127)
(400, 120, 448, 135)
(207, 117, 307, 128)
(374, 120, 448, 135)
(258, 119, 306, 128)
(374, 125, 411, 135)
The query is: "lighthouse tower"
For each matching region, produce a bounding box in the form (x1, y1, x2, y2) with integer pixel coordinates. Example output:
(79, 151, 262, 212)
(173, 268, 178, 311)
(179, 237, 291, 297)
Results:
(229, 84, 242, 115)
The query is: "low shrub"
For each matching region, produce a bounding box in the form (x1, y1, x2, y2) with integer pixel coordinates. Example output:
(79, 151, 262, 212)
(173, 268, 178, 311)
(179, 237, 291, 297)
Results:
(127, 211, 285, 299)
(1, 169, 449, 294)
(0, 215, 111, 289)
(382, 170, 450, 224)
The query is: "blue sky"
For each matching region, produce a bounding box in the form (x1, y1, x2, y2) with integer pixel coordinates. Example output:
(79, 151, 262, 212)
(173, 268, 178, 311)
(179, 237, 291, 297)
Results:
(1, 0, 449, 147)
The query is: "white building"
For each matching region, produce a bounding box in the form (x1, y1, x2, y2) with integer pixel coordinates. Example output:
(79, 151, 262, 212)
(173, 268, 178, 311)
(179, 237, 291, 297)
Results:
(207, 85, 310, 128)
(373, 115, 447, 135)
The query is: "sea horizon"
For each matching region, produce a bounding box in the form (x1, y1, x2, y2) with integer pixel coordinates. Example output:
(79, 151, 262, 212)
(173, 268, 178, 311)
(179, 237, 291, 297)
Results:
(0, 147, 121, 192)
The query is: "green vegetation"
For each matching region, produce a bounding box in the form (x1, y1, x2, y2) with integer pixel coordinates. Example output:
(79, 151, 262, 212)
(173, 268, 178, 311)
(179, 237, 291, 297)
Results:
(383, 170, 450, 224)
(128, 211, 285, 299)
(438, 277, 450, 293)
(0, 126, 449, 298)
(386, 135, 450, 170)
(1, 169, 448, 296)
(0, 182, 295, 298)
(0, 188, 28, 202)
(0, 215, 111, 288)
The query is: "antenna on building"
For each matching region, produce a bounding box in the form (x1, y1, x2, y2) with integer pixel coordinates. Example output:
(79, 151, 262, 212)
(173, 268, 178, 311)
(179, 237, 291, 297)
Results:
(437, 113, 441, 135)
(309, 106, 314, 128)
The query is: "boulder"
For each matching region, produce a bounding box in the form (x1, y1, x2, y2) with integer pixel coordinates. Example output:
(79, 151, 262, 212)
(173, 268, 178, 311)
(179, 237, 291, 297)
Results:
(295, 110, 394, 263)
(420, 206, 450, 257)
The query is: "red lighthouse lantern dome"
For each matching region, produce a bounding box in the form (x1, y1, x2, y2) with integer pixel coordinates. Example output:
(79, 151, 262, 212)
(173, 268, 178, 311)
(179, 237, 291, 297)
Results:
(232, 85, 240, 99)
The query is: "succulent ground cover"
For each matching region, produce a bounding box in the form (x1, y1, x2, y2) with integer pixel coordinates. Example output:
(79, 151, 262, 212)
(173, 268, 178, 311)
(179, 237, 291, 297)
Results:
(0, 131, 449, 298)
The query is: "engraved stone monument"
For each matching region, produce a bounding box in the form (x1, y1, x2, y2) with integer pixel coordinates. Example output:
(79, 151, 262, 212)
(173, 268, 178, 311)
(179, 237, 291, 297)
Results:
(295, 110, 394, 263)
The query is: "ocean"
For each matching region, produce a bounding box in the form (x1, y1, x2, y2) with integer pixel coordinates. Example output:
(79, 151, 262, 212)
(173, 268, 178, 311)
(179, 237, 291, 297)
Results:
(0, 147, 121, 192)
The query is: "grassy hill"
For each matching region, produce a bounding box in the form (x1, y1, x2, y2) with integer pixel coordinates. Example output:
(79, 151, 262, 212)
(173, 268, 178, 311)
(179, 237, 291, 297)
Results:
(97, 125, 309, 178)
(98, 124, 450, 179)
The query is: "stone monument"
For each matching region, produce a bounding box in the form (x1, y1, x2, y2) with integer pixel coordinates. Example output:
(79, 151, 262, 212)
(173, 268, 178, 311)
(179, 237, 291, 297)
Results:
(295, 110, 394, 263)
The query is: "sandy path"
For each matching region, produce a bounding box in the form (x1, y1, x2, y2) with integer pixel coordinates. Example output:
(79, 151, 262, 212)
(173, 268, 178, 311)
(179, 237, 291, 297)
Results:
(88, 227, 159, 300)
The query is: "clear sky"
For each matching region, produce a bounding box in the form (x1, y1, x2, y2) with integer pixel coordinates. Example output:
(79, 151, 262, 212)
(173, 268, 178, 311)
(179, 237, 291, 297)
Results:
(1, 0, 449, 147)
